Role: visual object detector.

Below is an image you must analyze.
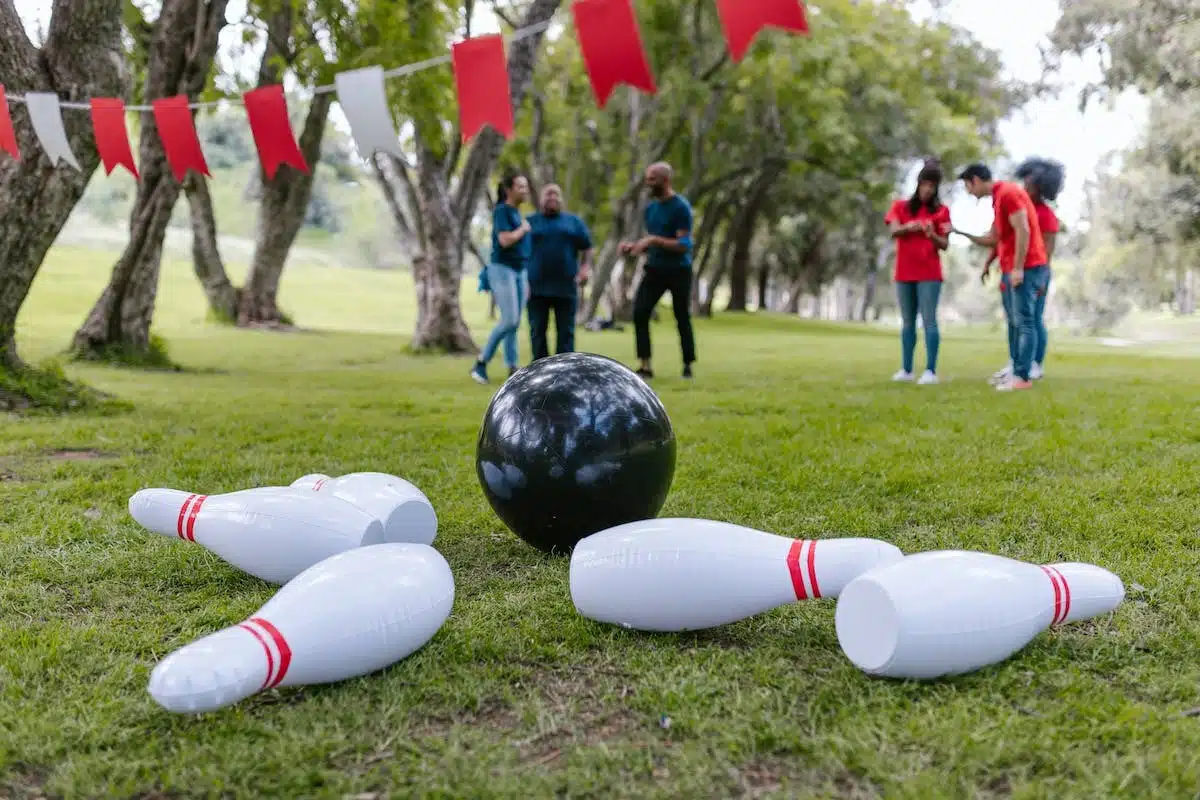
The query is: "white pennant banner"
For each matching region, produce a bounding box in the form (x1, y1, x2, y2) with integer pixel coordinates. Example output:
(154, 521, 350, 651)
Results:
(334, 66, 404, 161)
(25, 92, 80, 170)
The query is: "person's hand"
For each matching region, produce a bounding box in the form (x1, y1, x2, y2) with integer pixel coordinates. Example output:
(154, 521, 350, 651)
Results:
(1011, 268, 1024, 287)
(980, 265, 990, 285)
(578, 264, 591, 284)
(631, 236, 654, 255)
(618, 241, 634, 255)
(519, 219, 531, 233)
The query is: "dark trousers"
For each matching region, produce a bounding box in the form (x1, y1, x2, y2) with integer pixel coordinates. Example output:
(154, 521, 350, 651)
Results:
(528, 295, 577, 361)
(633, 268, 695, 364)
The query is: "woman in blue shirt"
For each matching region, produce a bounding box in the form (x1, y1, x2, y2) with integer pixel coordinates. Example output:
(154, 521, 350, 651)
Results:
(471, 173, 532, 384)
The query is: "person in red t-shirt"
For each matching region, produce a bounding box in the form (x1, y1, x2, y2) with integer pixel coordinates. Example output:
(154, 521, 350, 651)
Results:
(884, 160, 951, 385)
(952, 163, 1048, 391)
(1015, 157, 1064, 379)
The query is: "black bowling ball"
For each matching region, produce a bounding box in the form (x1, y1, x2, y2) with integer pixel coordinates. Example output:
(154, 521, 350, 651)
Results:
(475, 352, 676, 555)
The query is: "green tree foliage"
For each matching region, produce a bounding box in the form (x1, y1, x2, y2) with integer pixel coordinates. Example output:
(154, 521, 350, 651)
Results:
(509, 0, 1026, 319)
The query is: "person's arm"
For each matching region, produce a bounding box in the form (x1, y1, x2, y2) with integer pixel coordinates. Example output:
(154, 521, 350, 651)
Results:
(1043, 232, 1056, 263)
(496, 208, 530, 249)
(641, 203, 693, 253)
(953, 226, 997, 248)
(926, 211, 950, 250)
(1009, 207, 1030, 282)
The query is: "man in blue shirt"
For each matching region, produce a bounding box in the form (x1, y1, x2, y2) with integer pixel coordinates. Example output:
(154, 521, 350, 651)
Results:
(526, 184, 593, 361)
(620, 162, 696, 380)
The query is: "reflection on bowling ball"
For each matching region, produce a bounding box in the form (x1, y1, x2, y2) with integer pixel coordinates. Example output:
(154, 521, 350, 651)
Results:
(475, 353, 676, 555)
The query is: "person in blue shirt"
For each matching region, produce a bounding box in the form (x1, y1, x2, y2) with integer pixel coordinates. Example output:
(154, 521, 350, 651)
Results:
(620, 162, 696, 380)
(526, 184, 593, 361)
(471, 173, 532, 384)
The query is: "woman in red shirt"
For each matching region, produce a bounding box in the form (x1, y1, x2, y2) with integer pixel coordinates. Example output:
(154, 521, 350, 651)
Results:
(884, 159, 951, 385)
(1015, 157, 1064, 379)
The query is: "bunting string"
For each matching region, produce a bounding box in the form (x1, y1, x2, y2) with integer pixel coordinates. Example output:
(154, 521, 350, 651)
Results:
(0, 1, 807, 181)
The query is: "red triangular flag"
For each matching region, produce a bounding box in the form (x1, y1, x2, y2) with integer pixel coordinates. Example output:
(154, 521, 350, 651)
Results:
(89, 98, 138, 178)
(572, 0, 657, 109)
(152, 95, 210, 182)
(715, 0, 809, 63)
(0, 85, 20, 160)
(243, 84, 309, 180)
(451, 35, 514, 142)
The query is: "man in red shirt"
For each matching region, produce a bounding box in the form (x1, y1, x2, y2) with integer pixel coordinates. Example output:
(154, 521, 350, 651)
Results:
(952, 163, 1048, 391)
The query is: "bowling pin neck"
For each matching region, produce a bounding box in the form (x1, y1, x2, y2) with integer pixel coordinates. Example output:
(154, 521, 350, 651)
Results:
(129, 489, 209, 540)
(147, 625, 275, 713)
(1041, 563, 1125, 625)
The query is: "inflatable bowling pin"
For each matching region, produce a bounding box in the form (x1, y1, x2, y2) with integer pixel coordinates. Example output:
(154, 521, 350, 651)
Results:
(128, 487, 384, 584)
(569, 518, 904, 632)
(148, 543, 455, 713)
(834, 550, 1125, 680)
(291, 471, 437, 546)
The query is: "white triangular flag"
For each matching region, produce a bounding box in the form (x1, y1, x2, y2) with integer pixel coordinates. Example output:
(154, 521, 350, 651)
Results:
(25, 92, 80, 170)
(334, 67, 403, 160)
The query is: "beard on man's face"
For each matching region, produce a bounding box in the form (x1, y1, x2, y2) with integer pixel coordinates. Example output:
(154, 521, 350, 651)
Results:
(542, 202, 560, 216)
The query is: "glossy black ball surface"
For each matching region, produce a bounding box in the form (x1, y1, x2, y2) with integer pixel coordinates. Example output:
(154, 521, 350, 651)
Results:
(475, 353, 676, 555)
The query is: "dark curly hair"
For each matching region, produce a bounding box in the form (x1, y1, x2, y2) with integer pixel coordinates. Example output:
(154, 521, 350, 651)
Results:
(1014, 157, 1065, 203)
(907, 157, 944, 216)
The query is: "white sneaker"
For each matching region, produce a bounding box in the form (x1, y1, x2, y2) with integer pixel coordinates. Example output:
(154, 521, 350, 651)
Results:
(988, 363, 1013, 385)
(892, 369, 914, 382)
(1030, 362, 1044, 380)
(917, 370, 939, 385)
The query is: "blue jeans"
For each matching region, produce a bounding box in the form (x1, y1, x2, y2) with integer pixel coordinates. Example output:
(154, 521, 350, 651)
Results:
(1001, 266, 1048, 381)
(1035, 268, 1051, 365)
(480, 263, 527, 368)
(896, 280, 942, 373)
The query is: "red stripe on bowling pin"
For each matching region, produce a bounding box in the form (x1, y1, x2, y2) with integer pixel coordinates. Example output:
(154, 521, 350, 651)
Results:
(1041, 566, 1072, 625)
(786, 539, 821, 600)
(311, 479, 326, 491)
(175, 494, 208, 541)
(241, 617, 294, 689)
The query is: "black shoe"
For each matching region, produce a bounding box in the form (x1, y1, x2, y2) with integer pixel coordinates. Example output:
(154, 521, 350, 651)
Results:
(508, 366, 518, 377)
(635, 367, 654, 379)
(682, 364, 693, 380)
(470, 362, 488, 384)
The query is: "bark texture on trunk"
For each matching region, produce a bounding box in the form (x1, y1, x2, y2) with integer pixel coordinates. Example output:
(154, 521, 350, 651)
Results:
(184, 173, 240, 321)
(409, 0, 562, 353)
(0, 1, 127, 374)
(725, 172, 777, 312)
(237, 93, 333, 327)
(71, 0, 230, 361)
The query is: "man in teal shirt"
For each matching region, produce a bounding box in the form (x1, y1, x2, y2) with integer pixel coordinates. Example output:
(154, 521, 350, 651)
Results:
(621, 162, 696, 380)
(526, 184, 593, 360)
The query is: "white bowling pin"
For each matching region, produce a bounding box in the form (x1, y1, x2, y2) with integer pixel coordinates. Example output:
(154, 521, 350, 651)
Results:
(569, 518, 904, 632)
(290, 473, 332, 490)
(148, 543, 455, 713)
(292, 471, 437, 546)
(834, 550, 1125, 680)
(128, 487, 384, 584)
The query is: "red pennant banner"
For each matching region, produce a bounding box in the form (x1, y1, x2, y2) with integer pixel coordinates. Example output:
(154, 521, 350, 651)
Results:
(243, 84, 309, 180)
(715, 0, 810, 63)
(152, 95, 210, 182)
(572, 0, 657, 109)
(89, 98, 138, 178)
(451, 35, 514, 142)
(0, 86, 20, 160)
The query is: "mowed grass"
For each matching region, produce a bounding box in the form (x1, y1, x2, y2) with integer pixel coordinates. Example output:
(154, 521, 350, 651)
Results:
(4, 247, 1200, 798)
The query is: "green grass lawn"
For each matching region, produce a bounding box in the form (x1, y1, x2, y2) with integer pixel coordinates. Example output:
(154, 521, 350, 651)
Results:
(4, 247, 1200, 798)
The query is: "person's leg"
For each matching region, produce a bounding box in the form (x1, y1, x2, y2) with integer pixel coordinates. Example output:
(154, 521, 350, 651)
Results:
(502, 269, 528, 371)
(916, 281, 942, 381)
(555, 295, 577, 354)
(667, 270, 696, 375)
(632, 270, 668, 375)
(1033, 268, 1051, 376)
(1009, 269, 1039, 384)
(991, 278, 1016, 383)
(895, 281, 918, 378)
(527, 295, 551, 361)
(473, 264, 519, 382)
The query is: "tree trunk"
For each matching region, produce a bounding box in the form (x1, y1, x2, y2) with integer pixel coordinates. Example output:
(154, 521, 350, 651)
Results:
(0, 1, 127, 379)
(409, 0, 562, 353)
(725, 173, 776, 312)
(756, 257, 771, 310)
(237, 94, 333, 327)
(184, 173, 240, 321)
(71, 0, 230, 361)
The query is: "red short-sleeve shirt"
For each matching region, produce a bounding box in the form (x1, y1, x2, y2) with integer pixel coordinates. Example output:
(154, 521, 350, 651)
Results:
(992, 182, 1048, 272)
(1034, 202, 1059, 236)
(885, 199, 951, 282)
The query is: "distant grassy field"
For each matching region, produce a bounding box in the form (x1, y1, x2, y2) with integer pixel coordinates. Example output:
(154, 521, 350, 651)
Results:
(3, 246, 1200, 797)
